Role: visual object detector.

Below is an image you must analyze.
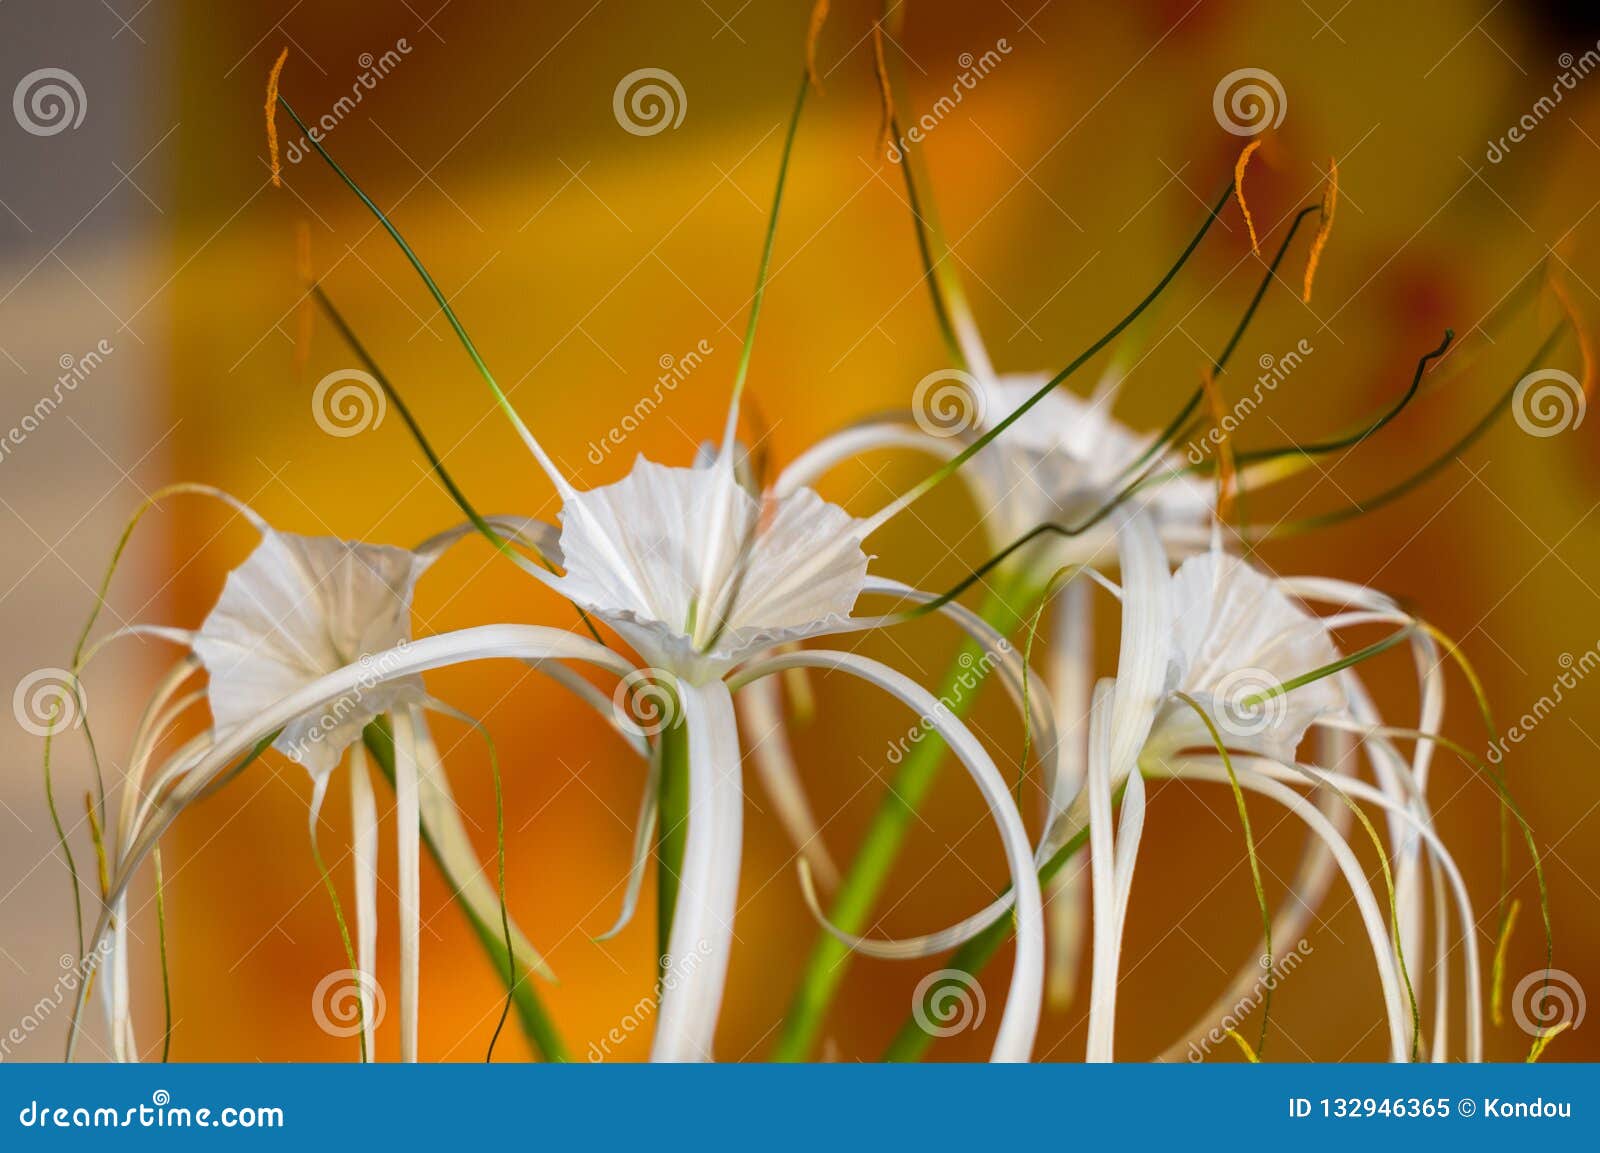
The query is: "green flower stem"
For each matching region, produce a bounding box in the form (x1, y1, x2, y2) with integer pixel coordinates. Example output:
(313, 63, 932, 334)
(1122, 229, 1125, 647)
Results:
(772, 575, 1034, 1061)
(882, 811, 1096, 1061)
(361, 721, 569, 1061)
(656, 716, 691, 977)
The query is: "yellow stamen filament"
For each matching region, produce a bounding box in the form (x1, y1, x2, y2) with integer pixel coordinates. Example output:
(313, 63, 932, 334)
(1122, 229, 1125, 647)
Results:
(1549, 270, 1595, 399)
(84, 792, 109, 901)
(266, 47, 289, 188)
(806, 0, 830, 90)
(872, 22, 895, 157)
(1490, 897, 1520, 1028)
(1222, 1027, 1260, 1062)
(1526, 1019, 1570, 1063)
(1302, 157, 1338, 303)
(1200, 366, 1237, 523)
(1233, 139, 1262, 255)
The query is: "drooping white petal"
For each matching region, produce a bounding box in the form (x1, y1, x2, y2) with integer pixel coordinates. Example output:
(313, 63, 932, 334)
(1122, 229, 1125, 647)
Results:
(1046, 579, 1093, 1008)
(392, 708, 422, 1062)
(408, 706, 556, 982)
(735, 676, 838, 888)
(651, 679, 743, 1062)
(1105, 511, 1174, 791)
(731, 649, 1044, 1061)
(774, 419, 961, 499)
(348, 740, 380, 1060)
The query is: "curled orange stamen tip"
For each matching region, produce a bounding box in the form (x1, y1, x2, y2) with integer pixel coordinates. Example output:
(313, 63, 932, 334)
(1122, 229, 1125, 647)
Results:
(806, 0, 830, 90)
(1233, 139, 1262, 255)
(266, 47, 289, 188)
(1302, 157, 1338, 303)
(872, 24, 895, 159)
(1549, 271, 1595, 400)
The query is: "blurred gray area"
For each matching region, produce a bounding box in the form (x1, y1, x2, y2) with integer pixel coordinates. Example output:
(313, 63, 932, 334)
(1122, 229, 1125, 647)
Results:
(0, 0, 170, 1060)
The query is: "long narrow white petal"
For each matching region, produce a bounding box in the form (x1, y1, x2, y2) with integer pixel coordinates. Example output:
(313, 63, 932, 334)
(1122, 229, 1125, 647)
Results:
(593, 735, 660, 943)
(1108, 512, 1171, 783)
(349, 740, 380, 1059)
(409, 705, 557, 981)
(736, 676, 838, 888)
(392, 709, 421, 1063)
(651, 679, 743, 1062)
(1047, 579, 1093, 1008)
(1084, 680, 1120, 1062)
(732, 650, 1044, 1062)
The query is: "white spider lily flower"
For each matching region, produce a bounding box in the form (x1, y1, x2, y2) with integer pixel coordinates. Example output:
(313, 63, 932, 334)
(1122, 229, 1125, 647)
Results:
(523, 440, 1047, 1061)
(1139, 548, 1347, 768)
(71, 490, 557, 1063)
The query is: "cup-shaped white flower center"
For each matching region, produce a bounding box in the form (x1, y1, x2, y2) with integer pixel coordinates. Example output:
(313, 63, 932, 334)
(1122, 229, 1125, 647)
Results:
(554, 456, 870, 680)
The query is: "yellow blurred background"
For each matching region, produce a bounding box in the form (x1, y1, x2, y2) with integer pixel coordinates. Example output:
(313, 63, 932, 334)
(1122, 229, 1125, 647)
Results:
(2, 0, 1598, 1062)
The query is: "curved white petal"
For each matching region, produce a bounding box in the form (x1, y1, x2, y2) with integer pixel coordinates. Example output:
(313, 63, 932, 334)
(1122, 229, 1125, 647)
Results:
(731, 649, 1044, 1062)
(774, 418, 960, 499)
(735, 676, 838, 888)
(1153, 757, 1412, 1061)
(651, 679, 743, 1062)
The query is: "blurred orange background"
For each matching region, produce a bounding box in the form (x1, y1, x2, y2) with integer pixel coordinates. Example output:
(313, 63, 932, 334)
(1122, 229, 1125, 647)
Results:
(2, 0, 1597, 1062)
